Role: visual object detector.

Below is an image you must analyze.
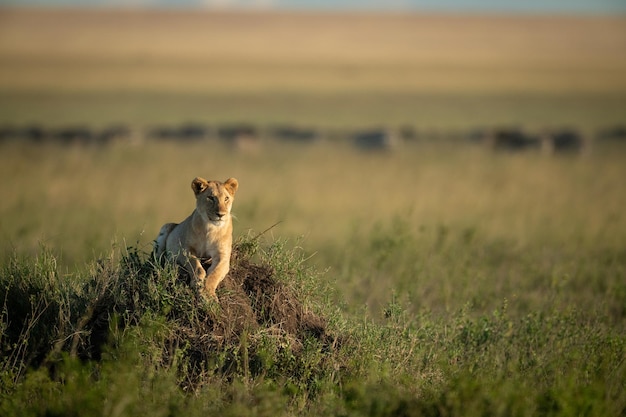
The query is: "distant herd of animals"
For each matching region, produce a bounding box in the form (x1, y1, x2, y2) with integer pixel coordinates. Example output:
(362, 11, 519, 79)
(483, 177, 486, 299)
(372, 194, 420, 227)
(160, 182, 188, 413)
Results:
(1, 122, 625, 154)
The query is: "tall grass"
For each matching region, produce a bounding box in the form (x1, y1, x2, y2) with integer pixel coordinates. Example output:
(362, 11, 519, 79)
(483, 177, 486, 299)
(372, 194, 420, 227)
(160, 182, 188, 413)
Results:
(0, 236, 338, 413)
(1, 139, 625, 415)
(2, 139, 624, 267)
(1, 237, 624, 416)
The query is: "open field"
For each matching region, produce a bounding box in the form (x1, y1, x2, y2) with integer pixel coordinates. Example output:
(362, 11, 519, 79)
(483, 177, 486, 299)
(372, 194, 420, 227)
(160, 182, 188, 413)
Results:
(1, 8, 626, 416)
(1, 9, 626, 129)
(1, 139, 625, 416)
(1, 9, 626, 94)
(1, 138, 625, 312)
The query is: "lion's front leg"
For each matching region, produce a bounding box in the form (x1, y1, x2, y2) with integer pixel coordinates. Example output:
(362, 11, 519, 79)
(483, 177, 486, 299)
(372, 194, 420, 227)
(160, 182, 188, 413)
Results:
(191, 258, 207, 290)
(202, 253, 229, 300)
(176, 252, 206, 290)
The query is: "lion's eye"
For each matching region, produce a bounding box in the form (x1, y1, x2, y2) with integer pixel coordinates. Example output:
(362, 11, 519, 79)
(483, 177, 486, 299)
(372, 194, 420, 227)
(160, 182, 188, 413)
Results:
(207, 196, 216, 203)
(224, 196, 229, 203)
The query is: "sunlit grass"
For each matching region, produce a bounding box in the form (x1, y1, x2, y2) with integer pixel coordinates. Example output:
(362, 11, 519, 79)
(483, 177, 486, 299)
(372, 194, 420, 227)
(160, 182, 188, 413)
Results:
(1, 134, 625, 417)
(1, 139, 625, 272)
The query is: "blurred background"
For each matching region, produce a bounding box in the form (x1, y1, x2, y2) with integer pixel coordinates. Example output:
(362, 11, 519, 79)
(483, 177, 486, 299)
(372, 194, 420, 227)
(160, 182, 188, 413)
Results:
(2, 0, 625, 126)
(1, 0, 625, 311)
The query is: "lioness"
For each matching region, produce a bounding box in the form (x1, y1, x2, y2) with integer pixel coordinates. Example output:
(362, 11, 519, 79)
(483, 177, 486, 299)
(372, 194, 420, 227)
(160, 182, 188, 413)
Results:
(155, 177, 239, 300)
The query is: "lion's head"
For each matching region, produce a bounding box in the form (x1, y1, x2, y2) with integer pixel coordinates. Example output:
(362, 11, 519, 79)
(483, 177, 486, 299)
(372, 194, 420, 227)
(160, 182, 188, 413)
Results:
(191, 177, 238, 223)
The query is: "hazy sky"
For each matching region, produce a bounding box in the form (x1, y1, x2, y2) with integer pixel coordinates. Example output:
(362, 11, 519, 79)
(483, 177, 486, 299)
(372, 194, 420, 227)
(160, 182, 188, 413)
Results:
(1, 0, 625, 13)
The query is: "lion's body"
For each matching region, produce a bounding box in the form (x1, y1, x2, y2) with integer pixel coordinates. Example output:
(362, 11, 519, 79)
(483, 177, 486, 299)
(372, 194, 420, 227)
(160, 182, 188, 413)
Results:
(155, 177, 238, 300)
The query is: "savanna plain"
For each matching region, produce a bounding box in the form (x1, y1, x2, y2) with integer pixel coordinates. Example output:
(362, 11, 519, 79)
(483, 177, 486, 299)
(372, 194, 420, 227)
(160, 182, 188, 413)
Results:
(1, 8, 626, 417)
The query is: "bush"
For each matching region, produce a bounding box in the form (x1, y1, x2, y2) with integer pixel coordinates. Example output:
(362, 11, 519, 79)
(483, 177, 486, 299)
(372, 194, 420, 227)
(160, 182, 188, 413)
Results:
(0, 235, 342, 415)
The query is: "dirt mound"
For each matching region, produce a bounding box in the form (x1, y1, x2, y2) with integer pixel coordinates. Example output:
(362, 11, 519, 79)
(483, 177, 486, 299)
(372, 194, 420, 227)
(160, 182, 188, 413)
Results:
(69, 243, 334, 390)
(224, 256, 327, 342)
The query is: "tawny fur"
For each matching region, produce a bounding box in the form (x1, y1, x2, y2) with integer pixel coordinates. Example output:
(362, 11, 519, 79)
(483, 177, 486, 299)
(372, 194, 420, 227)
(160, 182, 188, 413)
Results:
(155, 177, 238, 300)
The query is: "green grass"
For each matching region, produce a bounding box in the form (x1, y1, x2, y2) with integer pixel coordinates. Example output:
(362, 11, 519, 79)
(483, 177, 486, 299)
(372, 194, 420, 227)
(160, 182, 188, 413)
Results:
(1, 237, 624, 416)
(1, 138, 625, 416)
(2, 138, 625, 267)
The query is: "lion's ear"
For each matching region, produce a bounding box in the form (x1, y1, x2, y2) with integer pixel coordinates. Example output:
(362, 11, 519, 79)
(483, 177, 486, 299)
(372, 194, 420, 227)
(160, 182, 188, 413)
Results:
(224, 177, 239, 195)
(191, 177, 209, 195)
